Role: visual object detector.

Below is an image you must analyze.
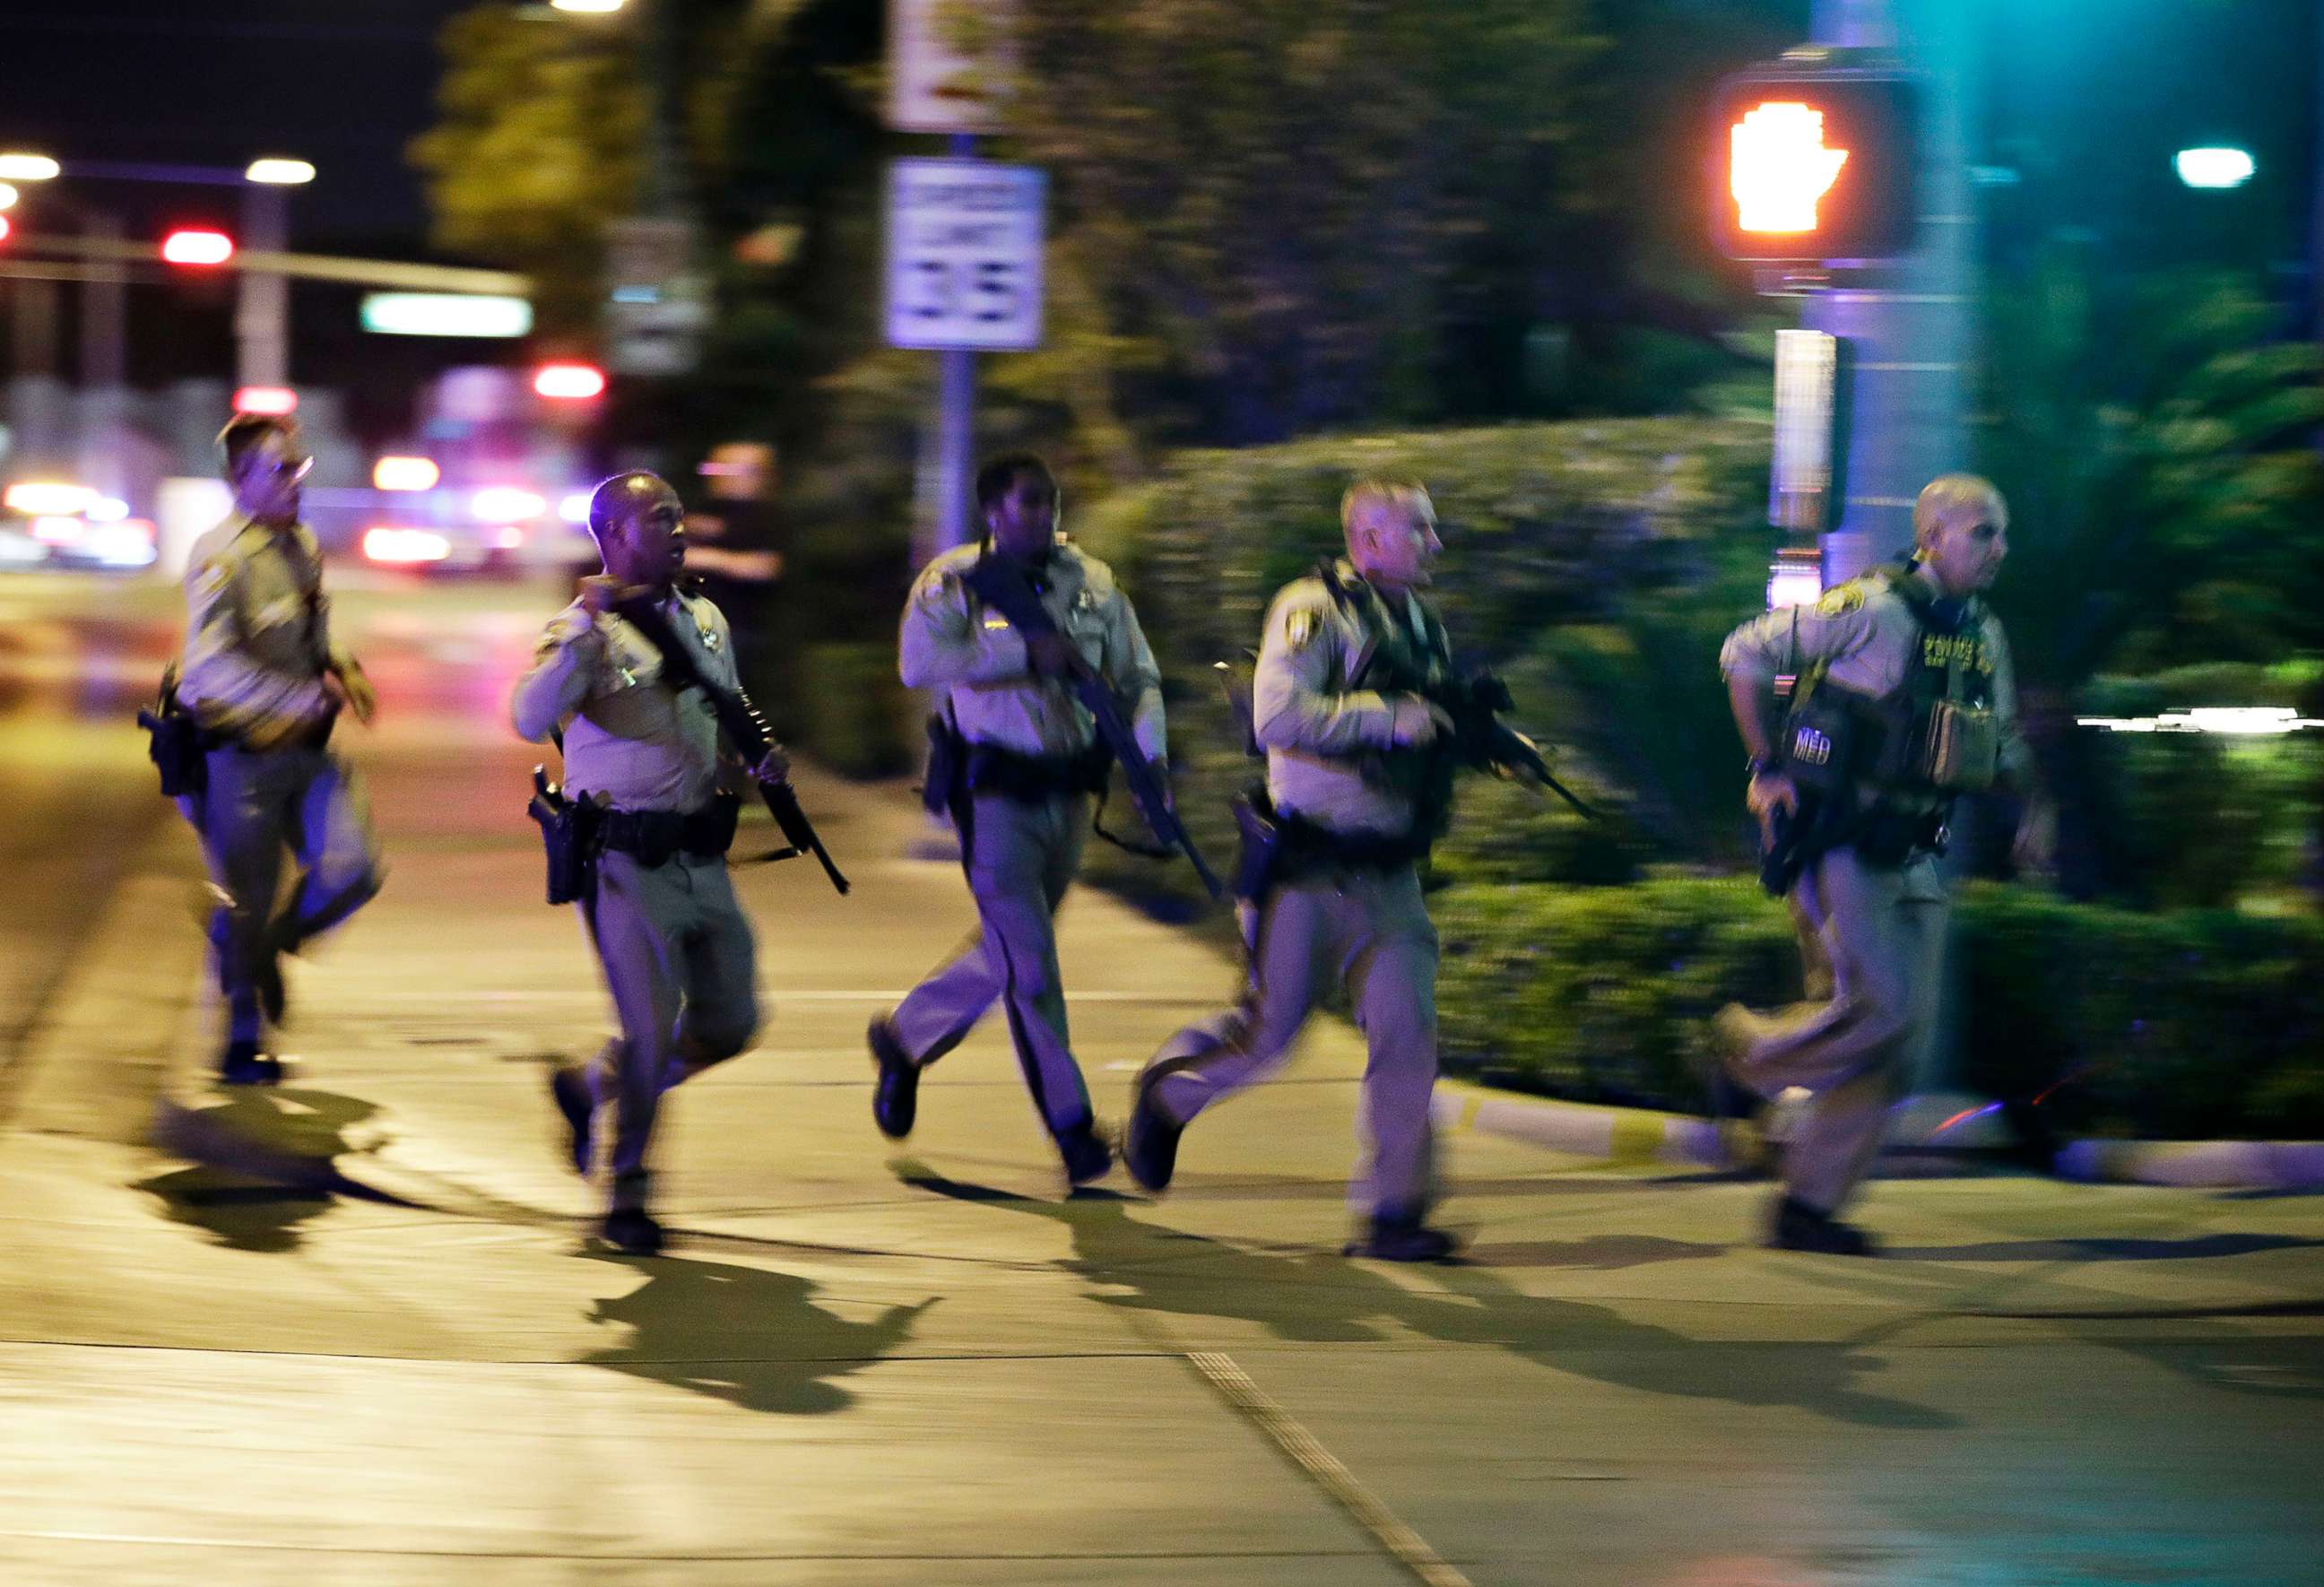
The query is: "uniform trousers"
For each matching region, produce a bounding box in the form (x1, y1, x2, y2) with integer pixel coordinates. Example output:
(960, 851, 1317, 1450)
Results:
(1730, 845, 1948, 1214)
(1144, 863, 1440, 1220)
(889, 791, 1094, 1138)
(581, 847, 761, 1212)
(183, 741, 381, 1045)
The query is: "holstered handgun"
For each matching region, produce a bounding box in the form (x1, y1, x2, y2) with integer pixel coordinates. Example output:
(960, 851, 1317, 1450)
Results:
(1229, 785, 1283, 902)
(920, 712, 966, 820)
(136, 665, 209, 798)
(528, 767, 600, 906)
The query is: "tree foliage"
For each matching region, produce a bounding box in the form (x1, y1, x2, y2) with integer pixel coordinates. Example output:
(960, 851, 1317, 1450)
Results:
(408, 7, 652, 336)
(1981, 260, 2324, 688)
(1003, 0, 1606, 443)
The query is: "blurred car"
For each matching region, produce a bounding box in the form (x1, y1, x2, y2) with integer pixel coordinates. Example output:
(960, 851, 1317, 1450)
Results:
(0, 482, 159, 571)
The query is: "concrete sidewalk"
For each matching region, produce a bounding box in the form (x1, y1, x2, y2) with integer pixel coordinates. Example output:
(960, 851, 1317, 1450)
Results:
(4, 757, 2321, 1586)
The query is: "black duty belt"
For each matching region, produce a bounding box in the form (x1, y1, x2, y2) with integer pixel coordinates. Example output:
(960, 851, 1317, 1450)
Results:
(1275, 809, 1429, 875)
(591, 794, 741, 866)
(965, 740, 1110, 802)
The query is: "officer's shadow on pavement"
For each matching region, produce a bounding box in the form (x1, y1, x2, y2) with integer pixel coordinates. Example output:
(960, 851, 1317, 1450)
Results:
(136, 1086, 391, 1254)
(897, 1166, 1955, 1431)
(580, 1251, 938, 1417)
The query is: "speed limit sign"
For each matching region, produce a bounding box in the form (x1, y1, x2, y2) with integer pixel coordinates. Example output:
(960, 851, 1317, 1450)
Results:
(884, 157, 1045, 351)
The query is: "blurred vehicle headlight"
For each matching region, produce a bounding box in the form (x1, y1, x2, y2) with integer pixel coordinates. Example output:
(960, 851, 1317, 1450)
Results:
(362, 526, 453, 565)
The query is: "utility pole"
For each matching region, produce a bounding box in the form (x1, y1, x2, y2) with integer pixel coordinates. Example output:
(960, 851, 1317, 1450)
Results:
(237, 181, 290, 389)
(1804, 0, 1976, 583)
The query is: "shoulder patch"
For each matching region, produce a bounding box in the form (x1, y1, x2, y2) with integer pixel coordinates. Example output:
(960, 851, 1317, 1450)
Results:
(1283, 608, 1321, 649)
(1814, 585, 1865, 617)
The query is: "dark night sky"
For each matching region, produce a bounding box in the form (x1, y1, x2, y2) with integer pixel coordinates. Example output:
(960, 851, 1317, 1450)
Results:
(0, 1, 477, 251)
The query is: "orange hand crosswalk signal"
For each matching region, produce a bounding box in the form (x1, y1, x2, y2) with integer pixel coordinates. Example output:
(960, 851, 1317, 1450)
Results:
(1732, 103, 1849, 233)
(1711, 56, 1919, 263)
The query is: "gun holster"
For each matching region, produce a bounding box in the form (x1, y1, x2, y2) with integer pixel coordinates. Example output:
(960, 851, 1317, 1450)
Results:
(529, 768, 600, 906)
(136, 668, 209, 798)
(1230, 785, 1284, 902)
(921, 713, 966, 819)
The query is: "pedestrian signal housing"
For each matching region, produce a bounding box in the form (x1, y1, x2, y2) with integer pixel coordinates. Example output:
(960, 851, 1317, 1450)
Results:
(1711, 54, 1921, 263)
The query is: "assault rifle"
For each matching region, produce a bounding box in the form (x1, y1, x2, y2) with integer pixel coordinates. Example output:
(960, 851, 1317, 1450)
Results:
(1426, 669, 1601, 820)
(613, 594, 851, 896)
(960, 553, 1225, 899)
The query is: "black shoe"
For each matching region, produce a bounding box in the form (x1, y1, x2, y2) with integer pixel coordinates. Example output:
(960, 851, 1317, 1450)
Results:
(1344, 1215, 1463, 1263)
(868, 1016, 919, 1140)
(600, 1207, 665, 1256)
(255, 950, 287, 1028)
(549, 1064, 595, 1176)
(1122, 1071, 1184, 1194)
(1766, 1195, 1877, 1256)
(217, 1039, 282, 1087)
(1056, 1122, 1114, 1186)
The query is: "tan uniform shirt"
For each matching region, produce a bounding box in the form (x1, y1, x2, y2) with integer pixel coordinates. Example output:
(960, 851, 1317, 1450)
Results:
(1254, 561, 1447, 838)
(177, 514, 351, 742)
(899, 538, 1166, 764)
(1719, 567, 2034, 800)
(511, 588, 739, 814)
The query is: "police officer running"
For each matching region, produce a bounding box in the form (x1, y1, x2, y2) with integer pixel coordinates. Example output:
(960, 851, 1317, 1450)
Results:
(511, 472, 786, 1256)
(868, 454, 1166, 1185)
(1714, 473, 2054, 1255)
(175, 413, 382, 1086)
(1123, 479, 1463, 1262)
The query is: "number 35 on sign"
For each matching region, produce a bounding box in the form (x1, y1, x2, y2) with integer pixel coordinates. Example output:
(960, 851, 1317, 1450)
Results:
(885, 158, 1046, 351)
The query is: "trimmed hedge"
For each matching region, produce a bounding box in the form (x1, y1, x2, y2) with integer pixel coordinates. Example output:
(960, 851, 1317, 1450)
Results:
(1071, 417, 1772, 909)
(1435, 876, 2324, 1140)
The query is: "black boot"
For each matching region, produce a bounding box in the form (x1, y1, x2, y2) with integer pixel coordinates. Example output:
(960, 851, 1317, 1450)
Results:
(600, 1206, 665, 1256)
(1345, 1211, 1462, 1263)
(1122, 1071, 1184, 1194)
(868, 1016, 920, 1140)
(1766, 1194, 1877, 1256)
(1056, 1121, 1114, 1186)
(549, 1064, 596, 1176)
(217, 1038, 281, 1087)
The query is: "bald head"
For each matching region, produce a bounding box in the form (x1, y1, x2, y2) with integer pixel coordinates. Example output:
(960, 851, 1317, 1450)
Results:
(588, 471, 688, 589)
(1341, 478, 1440, 594)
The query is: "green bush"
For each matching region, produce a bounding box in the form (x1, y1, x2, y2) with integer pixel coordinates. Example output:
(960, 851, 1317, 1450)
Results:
(2077, 663, 2323, 908)
(1434, 876, 2324, 1140)
(800, 641, 913, 780)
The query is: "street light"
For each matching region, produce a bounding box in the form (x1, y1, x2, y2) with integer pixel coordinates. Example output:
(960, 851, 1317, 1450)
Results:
(2173, 146, 2256, 190)
(550, 0, 627, 12)
(161, 228, 236, 265)
(244, 158, 317, 186)
(0, 152, 61, 182)
(533, 361, 607, 400)
(0, 184, 17, 212)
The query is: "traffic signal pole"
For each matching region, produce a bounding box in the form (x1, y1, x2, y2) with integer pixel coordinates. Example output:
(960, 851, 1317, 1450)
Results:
(1803, 0, 1976, 583)
(236, 181, 290, 390)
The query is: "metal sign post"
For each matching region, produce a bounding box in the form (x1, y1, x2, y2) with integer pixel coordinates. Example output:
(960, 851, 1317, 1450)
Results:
(886, 152, 1045, 556)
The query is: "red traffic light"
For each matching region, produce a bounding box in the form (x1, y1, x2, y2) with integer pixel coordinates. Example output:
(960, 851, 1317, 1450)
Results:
(1710, 57, 1920, 263)
(232, 386, 299, 416)
(0, 216, 11, 244)
(161, 229, 235, 266)
(533, 362, 607, 401)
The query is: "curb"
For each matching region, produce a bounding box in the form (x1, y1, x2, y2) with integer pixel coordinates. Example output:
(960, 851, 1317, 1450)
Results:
(2053, 1138, 2324, 1192)
(1431, 1082, 1753, 1170)
(1435, 1080, 2324, 1192)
